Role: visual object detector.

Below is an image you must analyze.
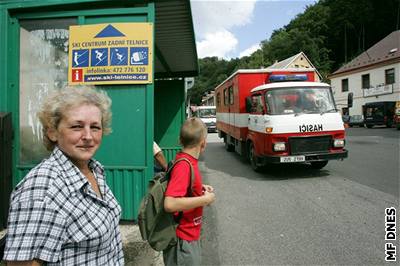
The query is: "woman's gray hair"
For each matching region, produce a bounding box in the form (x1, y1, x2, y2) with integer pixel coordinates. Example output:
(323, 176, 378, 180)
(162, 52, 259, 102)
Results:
(37, 86, 112, 151)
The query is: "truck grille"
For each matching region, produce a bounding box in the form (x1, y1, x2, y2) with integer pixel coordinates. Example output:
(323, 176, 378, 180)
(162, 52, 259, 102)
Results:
(289, 136, 331, 155)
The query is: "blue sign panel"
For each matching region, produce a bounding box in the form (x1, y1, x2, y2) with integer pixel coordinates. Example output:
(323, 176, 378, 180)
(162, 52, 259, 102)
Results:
(110, 47, 128, 66)
(130, 47, 148, 65)
(91, 48, 108, 66)
(72, 49, 89, 67)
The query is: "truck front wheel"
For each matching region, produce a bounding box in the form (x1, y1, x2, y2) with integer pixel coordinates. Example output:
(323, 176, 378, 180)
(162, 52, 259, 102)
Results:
(249, 142, 263, 172)
(310, 161, 328, 170)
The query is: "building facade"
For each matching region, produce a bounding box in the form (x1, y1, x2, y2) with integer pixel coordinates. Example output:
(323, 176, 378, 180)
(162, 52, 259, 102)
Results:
(330, 31, 400, 116)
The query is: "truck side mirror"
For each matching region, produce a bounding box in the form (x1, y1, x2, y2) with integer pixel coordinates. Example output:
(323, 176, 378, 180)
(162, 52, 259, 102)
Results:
(245, 97, 252, 113)
(347, 92, 353, 108)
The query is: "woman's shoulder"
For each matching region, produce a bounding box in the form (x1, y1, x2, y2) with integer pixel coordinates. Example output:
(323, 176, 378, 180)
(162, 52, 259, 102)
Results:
(12, 157, 65, 203)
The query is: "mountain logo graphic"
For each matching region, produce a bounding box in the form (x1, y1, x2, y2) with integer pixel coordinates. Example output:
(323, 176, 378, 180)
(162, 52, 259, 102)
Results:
(95, 25, 125, 38)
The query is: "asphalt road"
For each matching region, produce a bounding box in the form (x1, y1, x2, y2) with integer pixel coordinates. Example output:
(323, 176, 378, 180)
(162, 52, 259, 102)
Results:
(199, 129, 399, 265)
(328, 127, 399, 197)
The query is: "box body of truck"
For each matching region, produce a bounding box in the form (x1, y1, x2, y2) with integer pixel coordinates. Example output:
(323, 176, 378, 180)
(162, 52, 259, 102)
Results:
(215, 69, 348, 171)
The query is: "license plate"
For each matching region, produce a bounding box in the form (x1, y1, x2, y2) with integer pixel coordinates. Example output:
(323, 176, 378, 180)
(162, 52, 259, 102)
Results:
(280, 155, 305, 163)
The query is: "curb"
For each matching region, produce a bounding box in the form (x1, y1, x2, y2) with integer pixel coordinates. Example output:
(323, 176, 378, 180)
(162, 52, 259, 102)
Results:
(120, 224, 164, 266)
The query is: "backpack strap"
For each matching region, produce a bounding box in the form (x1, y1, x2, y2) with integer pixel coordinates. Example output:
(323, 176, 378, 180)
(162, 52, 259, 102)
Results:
(175, 157, 195, 195)
(165, 157, 195, 195)
(166, 157, 195, 224)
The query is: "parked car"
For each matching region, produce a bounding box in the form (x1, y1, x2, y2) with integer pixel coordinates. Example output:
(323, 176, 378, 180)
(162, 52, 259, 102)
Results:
(394, 101, 400, 130)
(342, 115, 350, 123)
(363, 101, 396, 128)
(348, 115, 364, 127)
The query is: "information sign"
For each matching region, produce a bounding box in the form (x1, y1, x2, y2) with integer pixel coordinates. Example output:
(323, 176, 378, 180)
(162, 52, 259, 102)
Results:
(68, 23, 153, 85)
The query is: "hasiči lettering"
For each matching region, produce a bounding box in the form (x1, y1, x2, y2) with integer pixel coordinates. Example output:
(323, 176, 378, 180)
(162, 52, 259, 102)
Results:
(298, 124, 323, 133)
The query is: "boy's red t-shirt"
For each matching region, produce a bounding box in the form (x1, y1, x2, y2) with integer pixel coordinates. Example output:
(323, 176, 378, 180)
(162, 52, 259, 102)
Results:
(165, 152, 203, 241)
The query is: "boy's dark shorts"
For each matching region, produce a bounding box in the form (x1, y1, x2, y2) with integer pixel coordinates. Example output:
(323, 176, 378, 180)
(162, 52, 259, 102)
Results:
(163, 238, 201, 266)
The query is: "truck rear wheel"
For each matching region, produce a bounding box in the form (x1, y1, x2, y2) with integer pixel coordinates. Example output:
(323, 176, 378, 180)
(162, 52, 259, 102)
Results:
(310, 161, 328, 170)
(249, 142, 263, 172)
(225, 142, 234, 152)
(224, 136, 234, 152)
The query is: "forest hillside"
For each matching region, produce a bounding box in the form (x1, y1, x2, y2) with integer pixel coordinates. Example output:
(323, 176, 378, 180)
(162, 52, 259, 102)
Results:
(189, 0, 399, 105)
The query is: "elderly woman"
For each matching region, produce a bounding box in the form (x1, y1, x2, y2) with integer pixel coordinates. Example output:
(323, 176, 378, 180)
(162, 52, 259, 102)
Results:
(3, 87, 124, 265)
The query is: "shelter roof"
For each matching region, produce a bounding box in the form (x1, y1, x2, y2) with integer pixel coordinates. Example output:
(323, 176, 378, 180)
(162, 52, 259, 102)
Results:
(154, 0, 199, 78)
(1, 0, 199, 79)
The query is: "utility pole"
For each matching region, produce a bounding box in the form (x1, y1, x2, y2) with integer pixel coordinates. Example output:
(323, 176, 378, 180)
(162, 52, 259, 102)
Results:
(397, 0, 400, 30)
(344, 23, 348, 63)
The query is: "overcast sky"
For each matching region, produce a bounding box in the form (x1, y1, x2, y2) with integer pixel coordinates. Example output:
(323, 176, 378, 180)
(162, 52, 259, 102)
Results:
(191, 0, 316, 59)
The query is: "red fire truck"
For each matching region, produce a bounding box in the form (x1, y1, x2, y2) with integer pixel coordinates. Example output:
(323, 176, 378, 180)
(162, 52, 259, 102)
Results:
(215, 69, 348, 171)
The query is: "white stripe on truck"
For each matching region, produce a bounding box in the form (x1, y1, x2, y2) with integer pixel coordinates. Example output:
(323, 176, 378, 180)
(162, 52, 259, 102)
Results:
(217, 112, 344, 134)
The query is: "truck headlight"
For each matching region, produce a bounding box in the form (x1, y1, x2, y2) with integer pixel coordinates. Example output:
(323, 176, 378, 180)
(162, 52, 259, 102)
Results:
(273, 142, 286, 151)
(333, 139, 345, 148)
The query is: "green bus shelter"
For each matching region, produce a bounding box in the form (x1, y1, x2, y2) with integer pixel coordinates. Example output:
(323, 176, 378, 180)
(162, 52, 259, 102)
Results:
(0, 0, 198, 222)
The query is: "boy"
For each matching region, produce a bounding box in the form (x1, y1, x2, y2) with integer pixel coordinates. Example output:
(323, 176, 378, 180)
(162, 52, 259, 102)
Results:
(163, 117, 216, 266)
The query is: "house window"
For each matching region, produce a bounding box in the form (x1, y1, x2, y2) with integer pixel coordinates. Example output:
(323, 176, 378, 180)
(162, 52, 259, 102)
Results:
(216, 92, 221, 107)
(228, 86, 234, 105)
(224, 88, 228, 105)
(361, 74, 370, 89)
(385, 68, 395, 84)
(341, 78, 349, 92)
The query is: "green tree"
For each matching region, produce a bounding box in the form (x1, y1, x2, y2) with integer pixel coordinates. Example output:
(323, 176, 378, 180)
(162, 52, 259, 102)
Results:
(189, 0, 399, 100)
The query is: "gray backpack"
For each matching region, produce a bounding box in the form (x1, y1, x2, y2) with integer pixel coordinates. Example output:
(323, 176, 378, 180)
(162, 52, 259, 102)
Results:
(138, 158, 194, 251)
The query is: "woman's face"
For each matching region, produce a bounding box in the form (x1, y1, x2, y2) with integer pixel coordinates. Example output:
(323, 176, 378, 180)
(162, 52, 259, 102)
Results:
(48, 104, 103, 168)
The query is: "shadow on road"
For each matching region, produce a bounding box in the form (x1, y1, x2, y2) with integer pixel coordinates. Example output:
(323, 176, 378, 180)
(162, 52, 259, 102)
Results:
(201, 142, 330, 181)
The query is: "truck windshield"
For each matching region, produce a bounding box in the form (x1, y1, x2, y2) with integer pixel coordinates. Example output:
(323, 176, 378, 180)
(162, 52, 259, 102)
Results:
(198, 108, 216, 118)
(265, 87, 336, 115)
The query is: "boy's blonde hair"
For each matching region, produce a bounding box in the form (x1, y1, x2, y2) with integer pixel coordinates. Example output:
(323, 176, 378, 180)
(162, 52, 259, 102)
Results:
(179, 117, 207, 148)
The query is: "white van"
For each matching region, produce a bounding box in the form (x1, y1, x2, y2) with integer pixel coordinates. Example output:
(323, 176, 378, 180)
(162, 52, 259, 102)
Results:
(192, 106, 216, 133)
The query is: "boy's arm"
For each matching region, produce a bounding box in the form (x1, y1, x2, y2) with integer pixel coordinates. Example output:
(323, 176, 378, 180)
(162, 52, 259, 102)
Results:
(164, 191, 215, 213)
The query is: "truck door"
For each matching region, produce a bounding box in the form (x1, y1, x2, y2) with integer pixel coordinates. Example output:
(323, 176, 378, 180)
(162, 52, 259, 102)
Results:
(248, 93, 265, 155)
(228, 85, 235, 137)
(223, 85, 234, 138)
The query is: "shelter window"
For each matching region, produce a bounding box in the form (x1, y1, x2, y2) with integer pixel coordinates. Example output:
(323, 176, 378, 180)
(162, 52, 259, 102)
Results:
(385, 68, 395, 84)
(341, 78, 349, 92)
(19, 18, 77, 164)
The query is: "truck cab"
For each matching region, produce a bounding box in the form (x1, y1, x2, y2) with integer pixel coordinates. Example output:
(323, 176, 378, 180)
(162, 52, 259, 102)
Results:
(246, 82, 347, 171)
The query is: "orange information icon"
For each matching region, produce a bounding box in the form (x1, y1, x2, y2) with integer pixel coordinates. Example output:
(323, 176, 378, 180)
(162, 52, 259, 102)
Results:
(72, 69, 83, 82)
